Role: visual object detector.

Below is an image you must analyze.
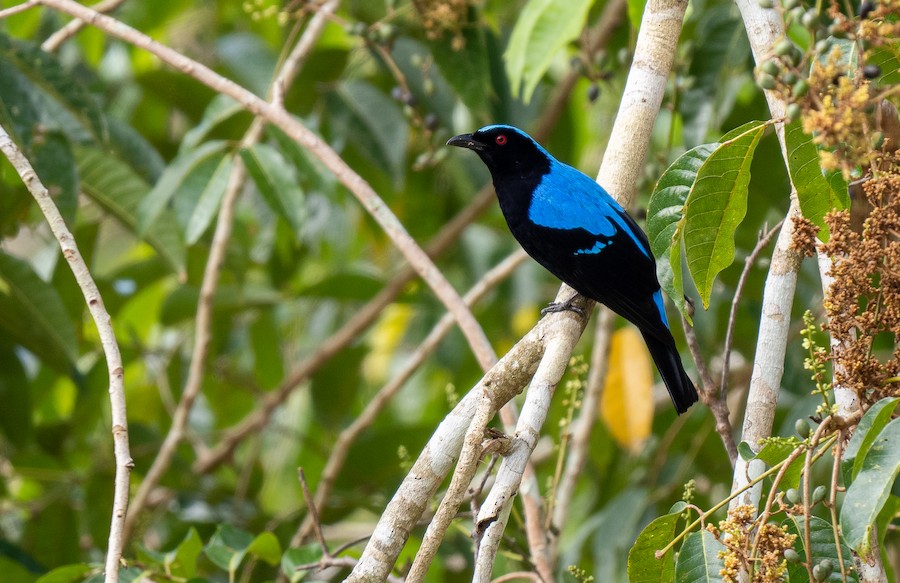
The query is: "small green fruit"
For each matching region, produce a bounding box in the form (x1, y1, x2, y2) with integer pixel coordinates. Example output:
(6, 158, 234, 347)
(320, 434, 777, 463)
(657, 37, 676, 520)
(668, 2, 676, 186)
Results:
(813, 485, 827, 504)
(795, 418, 811, 437)
(775, 39, 794, 56)
(793, 79, 810, 97)
(802, 9, 819, 27)
(758, 74, 777, 90)
(762, 60, 781, 76)
(786, 487, 801, 504)
(784, 548, 802, 563)
(814, 559, 834, 580)
(787, 103, 802, 121)
(783, 71, 799, 85)
(758, 0, 775, 8)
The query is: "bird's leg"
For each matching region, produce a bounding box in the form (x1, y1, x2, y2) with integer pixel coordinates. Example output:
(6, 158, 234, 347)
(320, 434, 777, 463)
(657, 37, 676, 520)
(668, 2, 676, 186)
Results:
(540, 293, 585, 317)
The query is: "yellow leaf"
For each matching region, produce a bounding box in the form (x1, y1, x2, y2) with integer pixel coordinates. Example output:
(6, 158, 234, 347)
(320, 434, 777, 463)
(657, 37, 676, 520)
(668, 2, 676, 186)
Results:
(362, 303, 414, 383)
(512, 303, 539, 337)
(600, 327, 654, 452)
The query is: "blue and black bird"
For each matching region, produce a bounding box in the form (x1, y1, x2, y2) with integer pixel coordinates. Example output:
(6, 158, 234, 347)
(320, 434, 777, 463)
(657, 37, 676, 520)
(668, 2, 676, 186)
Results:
(448, 125, 698, 414)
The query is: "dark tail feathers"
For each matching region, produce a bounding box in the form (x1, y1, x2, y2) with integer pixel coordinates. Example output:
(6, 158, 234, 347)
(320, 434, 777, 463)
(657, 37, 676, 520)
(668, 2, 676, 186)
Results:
(642, 332, 698, 414)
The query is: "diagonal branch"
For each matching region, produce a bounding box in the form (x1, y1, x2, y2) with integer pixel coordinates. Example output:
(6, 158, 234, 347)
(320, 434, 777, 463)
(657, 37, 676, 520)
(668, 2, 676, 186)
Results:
(0, 124, 132, 583)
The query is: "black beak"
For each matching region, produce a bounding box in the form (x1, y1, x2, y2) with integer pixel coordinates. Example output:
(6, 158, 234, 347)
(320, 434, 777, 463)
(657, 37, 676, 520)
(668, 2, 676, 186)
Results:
(447, 133, 486, 152)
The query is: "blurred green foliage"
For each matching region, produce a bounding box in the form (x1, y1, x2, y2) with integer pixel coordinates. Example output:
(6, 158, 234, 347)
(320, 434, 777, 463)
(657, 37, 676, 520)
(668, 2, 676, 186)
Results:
(0, 0, 850, 580)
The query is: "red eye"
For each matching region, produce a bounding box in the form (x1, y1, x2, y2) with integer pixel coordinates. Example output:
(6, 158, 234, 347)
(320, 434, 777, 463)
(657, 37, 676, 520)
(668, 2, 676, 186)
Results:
(495, 134, 507, 145)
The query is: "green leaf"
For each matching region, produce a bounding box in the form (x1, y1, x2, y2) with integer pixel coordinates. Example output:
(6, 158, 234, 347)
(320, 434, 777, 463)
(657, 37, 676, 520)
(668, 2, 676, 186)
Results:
(784, 515, 858, 583)
(755, 438, 804, 490)
(785, 120, 849, 241)
(204, 524, 254, 574)
(627, 501, 685, 583)
(35, 564, 96, 583)
(240, 143, 305, 234)
(0, 348, 32, 447)
(281, 545, 323, 583)
(648, 143, 716, 318)
(31, 132, 78, 227)
(327, 81, 408, 187)
(674, 529, 727, 582)
(841, 416, 900, 552)
(843, 397, 900, 485)
(181, 95, 245, 152)
(0, 252, 79, 373)
(504, 0, 595, 103)
(75, 146, 186, 276)
(167, 527, 202, 579)
(738, 441, 756, 461)
(867, 42, 900, 85)
(0, 33, 106, 143)
(246, 532, 281, 565)
(684, 121, 768, 308)
(138, 140, 229, 234)
(627, 0, 647, 30)
(428, 26, 492, 112)
(185, 153, 234, 244)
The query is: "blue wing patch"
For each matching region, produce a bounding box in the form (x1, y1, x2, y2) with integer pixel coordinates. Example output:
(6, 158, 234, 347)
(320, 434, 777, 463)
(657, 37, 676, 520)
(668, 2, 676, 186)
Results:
(652, 290, 669, 328)
(527, 161, 651, 259)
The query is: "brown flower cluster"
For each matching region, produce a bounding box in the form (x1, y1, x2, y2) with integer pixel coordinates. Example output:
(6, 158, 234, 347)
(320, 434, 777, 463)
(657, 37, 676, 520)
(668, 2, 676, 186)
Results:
(707, 505, 797, 583)
(412, 0, 470, 50)
(790, 215, 820, 257)
(822, 150, 900, 403)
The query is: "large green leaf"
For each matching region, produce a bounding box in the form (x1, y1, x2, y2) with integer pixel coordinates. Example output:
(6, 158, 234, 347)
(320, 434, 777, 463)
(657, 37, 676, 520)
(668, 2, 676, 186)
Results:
(0, 347, 32, 447)
(137, 140, 229, 234)
(841, 416, 900, 552)
(181, 95, 245, 152)
(0, 33, 106, 143)
(504, 0, 595, 102)
(74, 147, 186, 276)
(0, 252, 78, 373)
(674, 529, 727, 582)
(785, 120, 849, 241)
(867, 42, 900, 85)
(240, 143, 305, 235)
(648, 143, 716, 319)
(650, 121, 768, 311)
(842, 397, 900, 485)
(31, 131, 78, 227)
(784, 515, 858, 583)
(185, 152, 234, 244)
(627, 502, 686, 583)
(684, 121, 767, 308)
(281, 545, 323, 583)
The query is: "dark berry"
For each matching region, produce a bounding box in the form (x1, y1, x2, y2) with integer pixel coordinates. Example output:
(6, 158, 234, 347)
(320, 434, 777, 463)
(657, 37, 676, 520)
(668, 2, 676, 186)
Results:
(423, 112, 439, 131)
(588, 84, 600, 103)
(863, 64, 882, 79)
(860, 0, 874, 18)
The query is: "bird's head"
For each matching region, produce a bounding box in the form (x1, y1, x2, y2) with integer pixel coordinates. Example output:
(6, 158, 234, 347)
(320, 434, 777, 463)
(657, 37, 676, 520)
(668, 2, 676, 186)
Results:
(447, 125, 551, 178)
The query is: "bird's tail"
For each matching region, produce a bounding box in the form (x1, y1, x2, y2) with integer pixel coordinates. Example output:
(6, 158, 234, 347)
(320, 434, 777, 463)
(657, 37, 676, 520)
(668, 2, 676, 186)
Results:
(641, 331, 698, 414)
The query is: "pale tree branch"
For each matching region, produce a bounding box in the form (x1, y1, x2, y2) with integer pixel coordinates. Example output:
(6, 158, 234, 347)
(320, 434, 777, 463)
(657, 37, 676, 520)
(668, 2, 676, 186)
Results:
(0, 124, 133, 583)
(548, 307, 614, 564)
(124, 2, 337, 538)
(729, 0, 805, 509)
(345, 295, 592, 582)
(37, 0, 495, 379)
(0, 0, 37, 19)
(41, 0, 127, 52)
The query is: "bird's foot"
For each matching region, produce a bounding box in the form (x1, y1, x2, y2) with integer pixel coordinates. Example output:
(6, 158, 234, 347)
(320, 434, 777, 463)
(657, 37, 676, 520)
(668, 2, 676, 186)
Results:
(540, 297, 585, 317)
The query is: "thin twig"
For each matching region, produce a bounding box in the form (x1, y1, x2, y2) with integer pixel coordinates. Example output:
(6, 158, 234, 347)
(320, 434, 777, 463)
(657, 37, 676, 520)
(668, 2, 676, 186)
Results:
(490, 572, 543, 583)
(0, 124, 133, 583)
(298, 468, 329, 557)
(829, 432, 848, 582)
(41, 0, 126, 52)
(720, 219, 784, 396)
(0, 0, 37, 20)
(681, 316, 738, 464)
